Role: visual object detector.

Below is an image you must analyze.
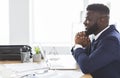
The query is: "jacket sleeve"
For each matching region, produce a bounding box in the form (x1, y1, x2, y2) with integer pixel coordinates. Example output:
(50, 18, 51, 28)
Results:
(71, 37, 120, 74)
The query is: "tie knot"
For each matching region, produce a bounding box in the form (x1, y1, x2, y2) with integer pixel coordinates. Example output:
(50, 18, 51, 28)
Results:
(90, 39, 97, 52)
(91, 39, 96, 46)
(92, 39, 95, 43)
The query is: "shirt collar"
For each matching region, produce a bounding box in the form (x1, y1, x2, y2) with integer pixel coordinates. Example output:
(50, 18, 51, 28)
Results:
(94, 25, 110, 40)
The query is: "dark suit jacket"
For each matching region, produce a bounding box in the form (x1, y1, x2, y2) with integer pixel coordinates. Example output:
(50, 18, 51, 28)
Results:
(71, 25, 120, 78)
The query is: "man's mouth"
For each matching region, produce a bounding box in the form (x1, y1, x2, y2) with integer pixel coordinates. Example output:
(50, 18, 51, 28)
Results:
(85, 27, 88, 31)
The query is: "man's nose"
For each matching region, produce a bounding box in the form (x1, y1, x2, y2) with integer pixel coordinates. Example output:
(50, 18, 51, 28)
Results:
(84, 20, 89, 26)
(83, 20, 87, 26)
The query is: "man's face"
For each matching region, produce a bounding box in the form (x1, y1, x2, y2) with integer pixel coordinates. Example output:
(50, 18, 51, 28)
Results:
(83, 11, 100, 35)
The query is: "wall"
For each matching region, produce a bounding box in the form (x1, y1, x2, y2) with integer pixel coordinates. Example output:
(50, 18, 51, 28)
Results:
(9, 0, 30, 45)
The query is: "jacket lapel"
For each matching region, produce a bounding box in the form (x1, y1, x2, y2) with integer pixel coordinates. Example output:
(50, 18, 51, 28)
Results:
(90, 25, 117, 54)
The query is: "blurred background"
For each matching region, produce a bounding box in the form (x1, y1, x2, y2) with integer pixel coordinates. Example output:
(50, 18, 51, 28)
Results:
(0, 0, 120, 54)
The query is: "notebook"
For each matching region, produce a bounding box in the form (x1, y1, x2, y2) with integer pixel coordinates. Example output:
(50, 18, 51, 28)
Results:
(46, 55, 78, 70)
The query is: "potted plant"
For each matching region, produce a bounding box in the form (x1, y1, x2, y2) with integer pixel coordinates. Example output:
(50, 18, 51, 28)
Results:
(33, 46, 41, 62)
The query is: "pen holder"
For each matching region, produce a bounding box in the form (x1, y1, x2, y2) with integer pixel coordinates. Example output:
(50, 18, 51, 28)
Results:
(21, 51, 30, 63)
(20, 46, 31, 63)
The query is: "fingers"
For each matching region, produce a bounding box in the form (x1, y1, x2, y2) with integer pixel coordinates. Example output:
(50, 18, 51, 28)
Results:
(76, 31, 85, 36)
(75, 31, 88, 40)
(75, 31, 90, 47)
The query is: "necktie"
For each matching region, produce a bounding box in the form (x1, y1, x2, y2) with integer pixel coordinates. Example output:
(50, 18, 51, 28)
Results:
(86, 39, 96, 55)
(90, 39, 97, 52)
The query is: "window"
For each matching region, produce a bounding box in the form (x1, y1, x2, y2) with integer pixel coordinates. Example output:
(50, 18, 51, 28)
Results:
(31, 0, 84, 47)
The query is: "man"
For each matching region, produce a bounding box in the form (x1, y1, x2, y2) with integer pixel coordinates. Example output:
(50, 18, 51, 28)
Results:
(71, 3, 120, 78)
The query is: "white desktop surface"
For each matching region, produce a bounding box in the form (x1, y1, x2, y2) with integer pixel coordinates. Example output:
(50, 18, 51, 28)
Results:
(0, 63, 83, 78)
(0, 55, 85, 78)
(37, 70, 83, 78)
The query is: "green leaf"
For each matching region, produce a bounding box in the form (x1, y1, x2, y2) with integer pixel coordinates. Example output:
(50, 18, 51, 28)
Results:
(34, 46, 41, 54)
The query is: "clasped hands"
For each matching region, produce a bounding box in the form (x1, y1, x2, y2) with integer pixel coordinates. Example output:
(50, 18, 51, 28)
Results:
(75, 31, 90, 47)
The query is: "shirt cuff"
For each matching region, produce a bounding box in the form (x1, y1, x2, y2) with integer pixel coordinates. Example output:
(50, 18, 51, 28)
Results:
(73, 44, 83, 50)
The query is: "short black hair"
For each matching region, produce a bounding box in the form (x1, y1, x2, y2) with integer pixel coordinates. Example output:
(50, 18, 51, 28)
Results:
(87, 4, 110, 15)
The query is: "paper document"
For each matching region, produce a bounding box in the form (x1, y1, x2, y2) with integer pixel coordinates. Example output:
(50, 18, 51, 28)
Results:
(4, 62, 48, 73)
(46, 55, 78, 70)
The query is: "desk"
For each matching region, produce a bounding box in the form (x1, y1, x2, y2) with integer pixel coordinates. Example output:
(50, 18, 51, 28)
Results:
(0, 60, 92, 78)
(0, 60, 21, 64)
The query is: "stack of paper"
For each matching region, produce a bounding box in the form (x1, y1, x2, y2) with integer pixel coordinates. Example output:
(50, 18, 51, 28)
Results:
(4, 63, 48, 72)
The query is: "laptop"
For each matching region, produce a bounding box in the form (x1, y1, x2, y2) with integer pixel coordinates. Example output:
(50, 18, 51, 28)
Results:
(46, 54, 78, 70)
(38, 45, 78, 70)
